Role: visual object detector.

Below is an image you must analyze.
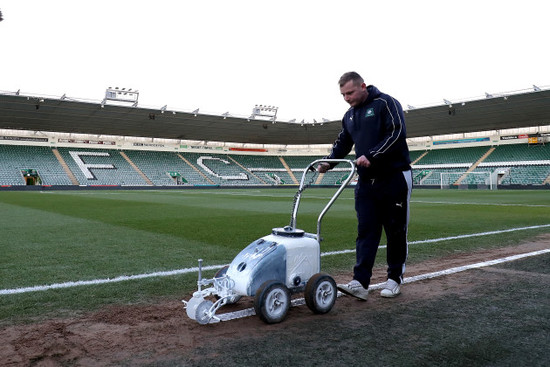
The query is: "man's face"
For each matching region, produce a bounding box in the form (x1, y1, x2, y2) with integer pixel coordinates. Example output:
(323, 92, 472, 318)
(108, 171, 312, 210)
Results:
(340, 80, 368, 108)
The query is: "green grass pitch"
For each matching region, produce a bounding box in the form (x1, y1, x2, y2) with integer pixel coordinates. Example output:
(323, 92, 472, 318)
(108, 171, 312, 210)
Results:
(0, 188, 549, 324)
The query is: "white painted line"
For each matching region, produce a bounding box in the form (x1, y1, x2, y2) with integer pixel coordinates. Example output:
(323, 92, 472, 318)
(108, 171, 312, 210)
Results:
(408, 224, 550, 245)
(321, 224, 550, 257)
(400, 248, 550, 284)
(1, 224, 549, 296)
(0, 265, 224, 296)
(412, 200, 550, 208)
(215, 248, 550, 322)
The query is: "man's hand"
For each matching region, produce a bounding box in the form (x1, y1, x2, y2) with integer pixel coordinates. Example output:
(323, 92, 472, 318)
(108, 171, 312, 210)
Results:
(356, 155, 371, 168)
(317, 162, 331, 173)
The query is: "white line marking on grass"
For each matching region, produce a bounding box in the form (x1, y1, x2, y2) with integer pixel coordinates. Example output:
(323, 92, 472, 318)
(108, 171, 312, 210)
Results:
(412, 200, 550, 208)
(216, 248, 550, 322)
(1, 224, 549, 296)
(321, 224, 550, 257)
(399, 248, 550, 284)
(0, 265, 225, 296)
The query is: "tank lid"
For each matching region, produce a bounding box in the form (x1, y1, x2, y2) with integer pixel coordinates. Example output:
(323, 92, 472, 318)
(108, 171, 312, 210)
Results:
(272, 226, 304, 237)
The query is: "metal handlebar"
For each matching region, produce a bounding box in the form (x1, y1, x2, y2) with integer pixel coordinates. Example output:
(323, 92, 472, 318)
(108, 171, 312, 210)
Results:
(289, 159, 356, 242)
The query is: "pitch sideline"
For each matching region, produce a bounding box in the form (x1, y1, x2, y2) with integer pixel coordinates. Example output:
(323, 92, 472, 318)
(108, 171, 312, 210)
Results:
(1, 224, 549, 296)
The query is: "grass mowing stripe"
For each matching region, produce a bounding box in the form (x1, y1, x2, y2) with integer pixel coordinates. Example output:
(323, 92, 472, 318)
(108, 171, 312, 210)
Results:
(2, 224, 548, 296)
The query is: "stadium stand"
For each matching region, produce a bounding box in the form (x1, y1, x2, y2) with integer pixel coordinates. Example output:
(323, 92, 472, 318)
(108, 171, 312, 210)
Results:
(482, 143, 550, 163)
(414, 146, 492, 186)
(411, 143, 550, 187)
(181, 152, 265, 186)
(232, 155, 294, 185)
(55, 147, 148, 186)
(475, 144, 550, 185)
(414, 146, 491, 165)
(123, 150, 209, 186)
(0, 145, 72, 186)
(0, 141, 548, 188)
(1, 85, 548, 189)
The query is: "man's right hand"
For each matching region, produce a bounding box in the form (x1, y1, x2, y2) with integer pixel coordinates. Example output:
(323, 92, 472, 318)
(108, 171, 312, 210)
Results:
(317, 162, 331, 173)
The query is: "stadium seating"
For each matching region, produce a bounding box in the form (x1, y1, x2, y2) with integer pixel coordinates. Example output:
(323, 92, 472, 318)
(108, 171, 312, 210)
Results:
(231, 155, 295, 185)
(123, 150, 210, 186)
(0, 143, 548, 188)
(483, 144, 550, 163)
(414, 146, 490, 165)
(408, 150, 426, 164)
(56, 147, 147, 186)
(181, 152, 265, 186)
(0, 145, 72, 186)
(412, 143, 550, 186)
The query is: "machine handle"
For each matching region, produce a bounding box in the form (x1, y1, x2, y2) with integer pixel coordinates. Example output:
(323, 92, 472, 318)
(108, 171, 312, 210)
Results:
(289, 159, 356, 242)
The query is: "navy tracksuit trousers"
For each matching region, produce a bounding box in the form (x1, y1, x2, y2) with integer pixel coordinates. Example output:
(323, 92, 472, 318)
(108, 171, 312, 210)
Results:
(353, 170, 413, 288)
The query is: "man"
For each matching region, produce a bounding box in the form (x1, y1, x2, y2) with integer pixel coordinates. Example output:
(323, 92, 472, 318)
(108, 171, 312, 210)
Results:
(318, 71, 412, 300)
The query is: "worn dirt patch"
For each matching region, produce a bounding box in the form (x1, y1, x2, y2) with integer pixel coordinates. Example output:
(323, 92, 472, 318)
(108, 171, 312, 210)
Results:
(1, 235, 549, 366)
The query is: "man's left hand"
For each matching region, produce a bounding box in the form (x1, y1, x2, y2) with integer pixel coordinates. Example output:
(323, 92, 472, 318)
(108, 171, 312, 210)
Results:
(356, 155, 371, 168)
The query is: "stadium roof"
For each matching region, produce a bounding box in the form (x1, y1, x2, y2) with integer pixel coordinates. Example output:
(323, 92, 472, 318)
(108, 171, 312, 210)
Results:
(0, 88, 549, 145)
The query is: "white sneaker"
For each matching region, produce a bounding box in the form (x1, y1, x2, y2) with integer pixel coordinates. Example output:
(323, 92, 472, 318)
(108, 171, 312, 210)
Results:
(380, 279, 401, 298)
(337, 280, 369, 300)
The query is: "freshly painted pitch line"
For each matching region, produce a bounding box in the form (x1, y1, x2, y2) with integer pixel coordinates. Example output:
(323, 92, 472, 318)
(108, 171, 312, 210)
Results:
(216, 248, 550, 322)
(321, 224, 550, 257)
(412, 200, 550, 208)
(1, 224, 549, 296)
(0, 264, 224, 296)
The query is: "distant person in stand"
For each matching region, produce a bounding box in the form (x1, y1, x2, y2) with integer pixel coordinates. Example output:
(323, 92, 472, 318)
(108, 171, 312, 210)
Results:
(318, 71, 412, 300)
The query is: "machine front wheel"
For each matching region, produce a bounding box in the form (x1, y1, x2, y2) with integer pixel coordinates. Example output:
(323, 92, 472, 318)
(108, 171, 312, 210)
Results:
(305, 273, 337, 314)
(254, 280, 291, 324)
(195, 300, 214, 325)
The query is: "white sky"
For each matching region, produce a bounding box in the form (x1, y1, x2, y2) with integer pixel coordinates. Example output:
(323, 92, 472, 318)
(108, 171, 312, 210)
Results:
(1, 0, 548, 122)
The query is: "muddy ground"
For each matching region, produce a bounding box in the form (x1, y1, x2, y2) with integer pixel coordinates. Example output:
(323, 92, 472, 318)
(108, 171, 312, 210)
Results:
(1, 235, 549, 366)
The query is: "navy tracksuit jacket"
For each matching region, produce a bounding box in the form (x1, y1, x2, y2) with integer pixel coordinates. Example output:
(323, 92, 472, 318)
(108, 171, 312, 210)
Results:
(326, 85, 412, 287)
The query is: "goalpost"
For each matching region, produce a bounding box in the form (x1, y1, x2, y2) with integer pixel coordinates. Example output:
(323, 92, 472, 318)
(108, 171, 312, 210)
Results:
(440, 171, 496, 190)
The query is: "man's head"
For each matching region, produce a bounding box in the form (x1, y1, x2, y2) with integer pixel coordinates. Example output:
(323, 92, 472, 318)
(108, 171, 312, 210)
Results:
(339, 71, 368, 108)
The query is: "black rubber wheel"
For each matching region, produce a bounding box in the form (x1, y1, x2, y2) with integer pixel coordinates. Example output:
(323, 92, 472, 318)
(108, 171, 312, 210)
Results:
(305, 273, 337, 314)
(254, 280, 291, 324)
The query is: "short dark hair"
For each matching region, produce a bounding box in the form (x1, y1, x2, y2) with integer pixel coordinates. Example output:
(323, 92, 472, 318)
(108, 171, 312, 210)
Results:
(339, 71, 364, 87)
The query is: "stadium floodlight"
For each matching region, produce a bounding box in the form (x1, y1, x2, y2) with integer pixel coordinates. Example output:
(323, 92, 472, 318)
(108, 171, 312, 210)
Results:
(251, 104, 278, 122)
(102, 87, 139, 107)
